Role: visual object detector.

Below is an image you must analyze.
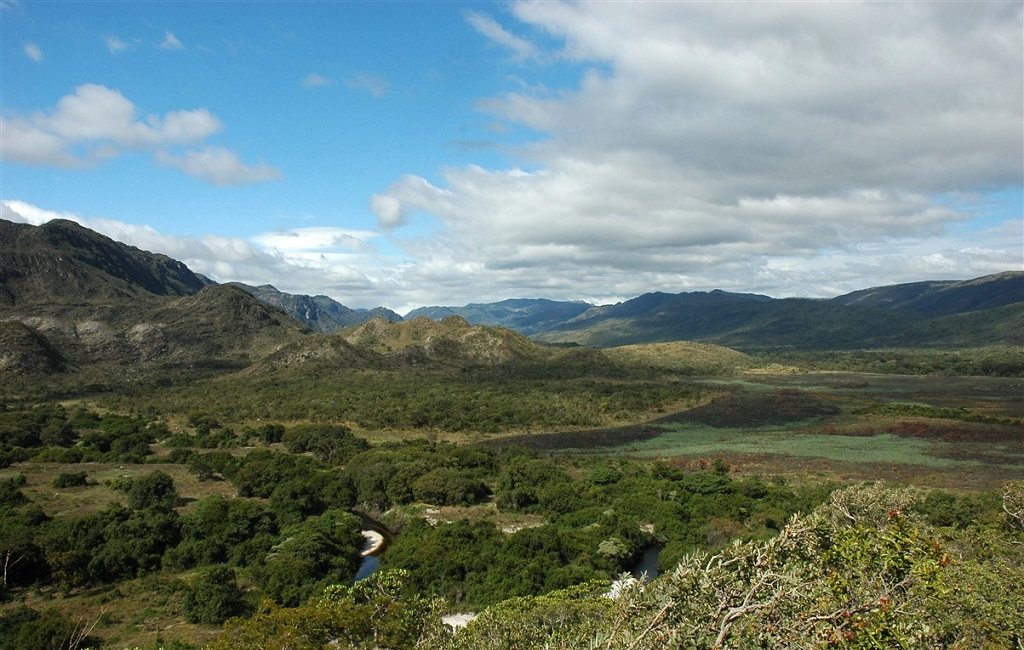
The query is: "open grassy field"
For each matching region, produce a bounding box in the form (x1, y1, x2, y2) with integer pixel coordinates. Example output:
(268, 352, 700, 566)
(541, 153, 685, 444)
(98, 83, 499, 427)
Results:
(0, 462, 239, 520)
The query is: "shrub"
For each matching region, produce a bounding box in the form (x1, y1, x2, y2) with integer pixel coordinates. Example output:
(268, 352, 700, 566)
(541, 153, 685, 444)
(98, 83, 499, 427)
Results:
(51, 472, 87, 489)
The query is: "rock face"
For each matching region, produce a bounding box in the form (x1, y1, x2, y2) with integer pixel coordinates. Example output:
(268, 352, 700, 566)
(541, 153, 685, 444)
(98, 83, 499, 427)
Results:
(0, 321, 66, 376)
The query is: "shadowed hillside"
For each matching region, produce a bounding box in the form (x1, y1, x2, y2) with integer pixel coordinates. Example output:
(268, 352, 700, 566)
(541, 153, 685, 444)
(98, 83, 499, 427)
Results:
(0, 218, 207, 305)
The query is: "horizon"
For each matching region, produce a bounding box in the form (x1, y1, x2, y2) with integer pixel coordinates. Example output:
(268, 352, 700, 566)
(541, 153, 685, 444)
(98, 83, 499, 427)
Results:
(2, 1, 1022, 313)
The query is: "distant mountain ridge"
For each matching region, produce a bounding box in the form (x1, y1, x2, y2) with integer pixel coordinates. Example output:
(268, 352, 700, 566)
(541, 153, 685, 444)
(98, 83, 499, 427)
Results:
(405, 298, 592, 335)
(231, 283, 402, 333)
(1, 217, 1020, 387)
(531, 274, 1023, 349)
(830, 271, 1024, 315)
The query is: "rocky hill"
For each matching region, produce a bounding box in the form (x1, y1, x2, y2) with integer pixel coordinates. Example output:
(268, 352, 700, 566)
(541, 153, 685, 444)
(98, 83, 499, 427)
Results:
(0, 220, 309, 389)
(0, 218, 208, 305)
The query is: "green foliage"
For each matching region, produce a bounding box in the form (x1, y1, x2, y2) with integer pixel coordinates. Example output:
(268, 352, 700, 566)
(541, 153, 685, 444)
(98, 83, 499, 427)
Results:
(444, 581, 613, 650)
(40, 503, 181, 587)
(859, 400, 1021, 425)
(226, 449, 322, 498)
(254, 509, 364, 606)
(411, 468, 490, 507)
(208, 571, 447, 650)
(124, 369, 701, 435)
(0, 504, 47, 592)
(754, 345, 1024, 377)
(345, 441, 495, 510)
(166, 496, 276, 570)
(0, 477, 28, 508)
(182, 564, 247, 625)
(125, 470, 178, 510)
(438, 483, 1024, 650)
(254, 422, 285, 444)
(0, 605, 98, 650)
(283, 424, 370, 464)
(52, 471, 88, 489)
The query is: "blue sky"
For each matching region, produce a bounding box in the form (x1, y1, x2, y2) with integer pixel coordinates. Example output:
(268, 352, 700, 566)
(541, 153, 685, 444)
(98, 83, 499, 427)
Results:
(2, 1, 1022, 313)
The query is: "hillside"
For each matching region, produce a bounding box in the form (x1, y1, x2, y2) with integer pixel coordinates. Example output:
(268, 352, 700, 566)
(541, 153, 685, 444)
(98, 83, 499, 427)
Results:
(2, 217, 1020, 379)
(0, 218, 208, 305)
(832, 271, 1024, 315)
(0, 220, 309, 389)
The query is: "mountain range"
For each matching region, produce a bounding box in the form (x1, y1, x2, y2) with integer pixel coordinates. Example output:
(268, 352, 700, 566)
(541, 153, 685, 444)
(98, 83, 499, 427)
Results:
(1, 217, 1021, 386)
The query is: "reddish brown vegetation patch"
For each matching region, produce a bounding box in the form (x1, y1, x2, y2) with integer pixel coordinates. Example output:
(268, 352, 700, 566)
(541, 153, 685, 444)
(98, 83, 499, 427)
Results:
(821, 420, 1021, 444)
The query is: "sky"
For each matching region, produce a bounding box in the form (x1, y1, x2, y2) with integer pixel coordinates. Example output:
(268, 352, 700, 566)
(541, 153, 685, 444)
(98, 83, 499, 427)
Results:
(1, 1, 1022, 314)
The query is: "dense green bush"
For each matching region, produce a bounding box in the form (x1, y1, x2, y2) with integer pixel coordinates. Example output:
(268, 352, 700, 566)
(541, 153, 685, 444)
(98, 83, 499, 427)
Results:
(51, 471, 87, 489)
(282, 424, 370, 464)
(182, 564, 248, 625)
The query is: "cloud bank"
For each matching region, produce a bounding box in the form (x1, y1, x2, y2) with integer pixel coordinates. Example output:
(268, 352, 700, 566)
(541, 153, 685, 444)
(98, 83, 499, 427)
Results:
(0, 84, 281, 185)
(371, 1, 1022, 303)
(1, 200, 379, 301)
(2, 3, 1020, 313)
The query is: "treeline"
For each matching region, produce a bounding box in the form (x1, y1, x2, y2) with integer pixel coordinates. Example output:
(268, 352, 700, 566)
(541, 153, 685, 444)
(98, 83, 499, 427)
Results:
(750, 345, 1024, 376)
(0, 403, 168, 467)
(104, 371, 704, 433)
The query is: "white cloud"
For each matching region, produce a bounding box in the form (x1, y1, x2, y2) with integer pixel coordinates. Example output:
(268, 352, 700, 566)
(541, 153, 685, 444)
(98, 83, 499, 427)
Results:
(344, 72, 389, 98)
(303, 73, 333, 89)
(23, 42, 42, 62)
(370, 1, 1023, 306)
(466, 10, 539, 62)
(106, 35, 134, 54)
(370, 192, 406, 228)
(160, 31, 184, 50)
(155, 146, 282, 186)
(0, 84, 279, 186)
(252, 227, 376, 253)
(1, 200, 377, 299)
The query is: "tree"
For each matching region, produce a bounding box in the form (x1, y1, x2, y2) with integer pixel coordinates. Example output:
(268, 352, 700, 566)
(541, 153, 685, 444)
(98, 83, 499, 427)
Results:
(0, 508, 45, 593)
(283, 424, 370, 465)
(183, 564, 247, 625)
(411, 468, 490, 507)
(126, 470, 178, 510)
(0, 605, 100, 650)
(256, 510, 364, 606)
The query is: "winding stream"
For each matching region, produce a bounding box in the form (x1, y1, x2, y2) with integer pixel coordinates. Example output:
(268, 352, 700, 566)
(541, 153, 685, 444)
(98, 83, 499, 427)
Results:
(354, 512, 394, 582)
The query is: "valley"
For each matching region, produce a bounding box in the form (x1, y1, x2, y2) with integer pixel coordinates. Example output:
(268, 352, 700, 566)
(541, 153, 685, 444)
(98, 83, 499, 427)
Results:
(0, 218, 1022, 649)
